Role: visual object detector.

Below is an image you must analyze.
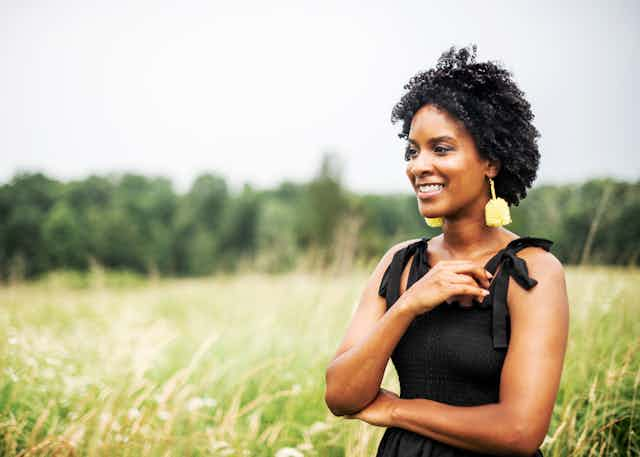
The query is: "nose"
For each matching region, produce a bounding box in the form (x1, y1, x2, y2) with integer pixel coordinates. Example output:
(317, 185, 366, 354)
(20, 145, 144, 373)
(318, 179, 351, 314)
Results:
(409, 150, 436, 178)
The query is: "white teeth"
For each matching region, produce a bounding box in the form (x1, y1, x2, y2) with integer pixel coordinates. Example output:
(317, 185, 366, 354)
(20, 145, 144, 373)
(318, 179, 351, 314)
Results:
(419, 184, 444, 192)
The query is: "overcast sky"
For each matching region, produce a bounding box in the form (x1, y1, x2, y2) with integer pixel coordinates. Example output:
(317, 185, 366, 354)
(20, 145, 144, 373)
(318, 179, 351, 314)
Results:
(1, 0, 638, 194)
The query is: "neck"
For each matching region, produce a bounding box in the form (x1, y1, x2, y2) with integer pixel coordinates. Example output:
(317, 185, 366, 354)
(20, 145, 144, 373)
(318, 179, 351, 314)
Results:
(440, 200, 508, 256)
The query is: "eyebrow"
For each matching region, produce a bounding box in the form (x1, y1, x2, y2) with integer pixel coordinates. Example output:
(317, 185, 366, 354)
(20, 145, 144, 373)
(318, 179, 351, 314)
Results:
(408, 135, 457, 145)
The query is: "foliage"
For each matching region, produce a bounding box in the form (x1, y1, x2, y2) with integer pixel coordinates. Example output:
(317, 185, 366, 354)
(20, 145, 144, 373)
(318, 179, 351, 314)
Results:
(0, 161, 638, 280)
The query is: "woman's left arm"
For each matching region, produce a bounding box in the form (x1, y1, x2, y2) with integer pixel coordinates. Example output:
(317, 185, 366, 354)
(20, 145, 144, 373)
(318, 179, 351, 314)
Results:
(348, 250, 570, 457)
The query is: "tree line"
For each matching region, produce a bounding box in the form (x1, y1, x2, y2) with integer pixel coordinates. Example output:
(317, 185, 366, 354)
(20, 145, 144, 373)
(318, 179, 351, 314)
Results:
(1, 154, 638, 280)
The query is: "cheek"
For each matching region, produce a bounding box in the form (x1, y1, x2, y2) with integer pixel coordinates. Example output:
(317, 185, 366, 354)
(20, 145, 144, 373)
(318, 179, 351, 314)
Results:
(444, 162, 484, 199)
(405, 165, 414, 182)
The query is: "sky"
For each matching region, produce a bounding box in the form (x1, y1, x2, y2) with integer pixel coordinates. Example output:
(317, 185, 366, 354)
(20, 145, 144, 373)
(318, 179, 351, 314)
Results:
(1, 0, 638, 194)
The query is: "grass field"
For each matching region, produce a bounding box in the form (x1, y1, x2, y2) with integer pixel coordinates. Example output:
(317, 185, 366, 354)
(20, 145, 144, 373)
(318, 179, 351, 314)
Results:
(0, 265, 638, 456)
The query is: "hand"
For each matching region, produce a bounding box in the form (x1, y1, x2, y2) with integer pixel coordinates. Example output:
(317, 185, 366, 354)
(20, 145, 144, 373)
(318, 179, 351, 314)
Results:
(404, 260, 492, 316)
(344, 388, 399, 428)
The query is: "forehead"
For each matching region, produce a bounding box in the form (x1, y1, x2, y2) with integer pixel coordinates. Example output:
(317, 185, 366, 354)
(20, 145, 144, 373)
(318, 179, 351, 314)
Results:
(408, 104, 467, 141)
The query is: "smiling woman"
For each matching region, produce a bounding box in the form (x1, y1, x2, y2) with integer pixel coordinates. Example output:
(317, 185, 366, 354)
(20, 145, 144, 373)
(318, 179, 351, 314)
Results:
(324, 44, 569, 457)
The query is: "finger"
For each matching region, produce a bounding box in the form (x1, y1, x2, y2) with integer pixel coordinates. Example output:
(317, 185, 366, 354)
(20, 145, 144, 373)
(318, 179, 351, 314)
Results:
(449, 264, 493, 289)
(454, 284, 490, 302)
(449, 274, 489, 294)
(448, 291, 475, 308)
(443, 274, 488, 302)
(449, 274, 480, 286)
(445, 294, 460, 304)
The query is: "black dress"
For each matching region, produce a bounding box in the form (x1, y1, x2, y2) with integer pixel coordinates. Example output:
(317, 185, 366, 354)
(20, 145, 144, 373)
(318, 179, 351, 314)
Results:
(375, 236, 553, 457)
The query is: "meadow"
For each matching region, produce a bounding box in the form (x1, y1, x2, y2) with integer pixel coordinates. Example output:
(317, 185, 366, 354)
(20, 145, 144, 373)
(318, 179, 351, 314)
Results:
(0, 263, 638, 456)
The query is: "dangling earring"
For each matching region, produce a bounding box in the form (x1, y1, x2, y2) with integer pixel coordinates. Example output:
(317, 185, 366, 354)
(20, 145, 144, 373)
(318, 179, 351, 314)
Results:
(484, 176, 511, 227)
(424, 216, 443, 227)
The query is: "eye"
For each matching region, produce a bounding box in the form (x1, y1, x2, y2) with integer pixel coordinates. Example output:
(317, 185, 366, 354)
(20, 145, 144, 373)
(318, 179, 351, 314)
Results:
(434, 145, 452, 155)
(404, 146, 418, 161)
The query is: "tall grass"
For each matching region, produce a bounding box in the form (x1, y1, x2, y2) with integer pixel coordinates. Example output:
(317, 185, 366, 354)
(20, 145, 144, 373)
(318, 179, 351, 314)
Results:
(0, 265, 637, 456)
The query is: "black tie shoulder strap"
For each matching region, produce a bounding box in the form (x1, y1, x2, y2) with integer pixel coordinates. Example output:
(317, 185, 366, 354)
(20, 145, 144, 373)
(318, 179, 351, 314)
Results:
(477, 236, 554, 349)
(378, 237, 430, 310)
(378, 235, 554, 350)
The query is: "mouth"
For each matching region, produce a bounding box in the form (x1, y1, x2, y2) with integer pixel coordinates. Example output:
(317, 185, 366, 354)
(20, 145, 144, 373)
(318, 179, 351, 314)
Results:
(416, 183, 445, 199)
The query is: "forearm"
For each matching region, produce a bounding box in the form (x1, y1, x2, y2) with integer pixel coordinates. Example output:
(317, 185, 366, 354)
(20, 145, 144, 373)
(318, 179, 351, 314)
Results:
(391, 398, 534, 457)
(325, 295, 416, 416)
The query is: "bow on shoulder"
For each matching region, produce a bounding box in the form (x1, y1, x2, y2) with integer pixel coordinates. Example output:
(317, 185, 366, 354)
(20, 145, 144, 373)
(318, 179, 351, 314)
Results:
(479, 237, 553, 349)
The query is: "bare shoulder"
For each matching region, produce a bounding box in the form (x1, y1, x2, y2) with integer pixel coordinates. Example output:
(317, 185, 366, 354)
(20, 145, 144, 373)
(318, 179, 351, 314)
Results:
(517, 246, 565, 284)
(507, 246, 569, 322)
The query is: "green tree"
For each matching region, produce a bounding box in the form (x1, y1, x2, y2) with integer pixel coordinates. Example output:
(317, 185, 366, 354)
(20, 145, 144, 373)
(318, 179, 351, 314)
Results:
(0, 172, 61, 278)
(42, 201, 88, 269)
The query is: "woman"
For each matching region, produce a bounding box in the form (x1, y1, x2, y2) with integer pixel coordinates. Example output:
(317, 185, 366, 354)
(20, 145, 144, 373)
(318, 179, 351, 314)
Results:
(324, 44, 569, 457)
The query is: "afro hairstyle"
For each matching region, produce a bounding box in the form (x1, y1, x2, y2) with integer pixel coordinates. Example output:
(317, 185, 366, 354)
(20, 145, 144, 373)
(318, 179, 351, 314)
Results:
(391, 44, 541, 206)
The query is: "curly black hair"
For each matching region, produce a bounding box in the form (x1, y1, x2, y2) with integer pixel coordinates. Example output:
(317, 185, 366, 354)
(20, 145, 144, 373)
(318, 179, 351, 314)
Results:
(391, 44, 540, 206)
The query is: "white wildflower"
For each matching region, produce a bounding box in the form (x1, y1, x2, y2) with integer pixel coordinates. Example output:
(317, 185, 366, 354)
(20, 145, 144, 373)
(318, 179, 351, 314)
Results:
(8, 337, 18, 345)
(210, 440, 233, 454)
(5, 368, 18, 382)
(187, 397, 204, 412)
(45, 356, 61, 366)
(127, 407, 141, 420)
(157, 410, 171, 421)
(275, 447, 304, 457)
(309, 421, 329, 434)
(99, 412, 111, 429)
(42, 367, 56, 380)
(202, 397, 217, 408)
(291, 384, 301, 395)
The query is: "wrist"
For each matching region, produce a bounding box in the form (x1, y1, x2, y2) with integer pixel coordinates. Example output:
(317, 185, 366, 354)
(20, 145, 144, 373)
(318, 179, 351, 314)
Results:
(395, 293, 418, 319)
(390, 397, 406, 426)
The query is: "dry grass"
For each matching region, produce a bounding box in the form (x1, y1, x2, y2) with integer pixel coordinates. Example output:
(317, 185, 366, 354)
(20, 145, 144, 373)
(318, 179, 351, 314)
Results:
(0, 265, 637, 456)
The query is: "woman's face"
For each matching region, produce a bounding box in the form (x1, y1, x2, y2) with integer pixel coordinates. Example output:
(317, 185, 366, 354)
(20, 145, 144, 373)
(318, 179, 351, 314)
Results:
(405, 104, 497, 221)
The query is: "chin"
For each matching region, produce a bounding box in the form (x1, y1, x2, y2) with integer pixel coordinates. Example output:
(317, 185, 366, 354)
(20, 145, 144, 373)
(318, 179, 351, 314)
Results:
(418, 204, 445, 219)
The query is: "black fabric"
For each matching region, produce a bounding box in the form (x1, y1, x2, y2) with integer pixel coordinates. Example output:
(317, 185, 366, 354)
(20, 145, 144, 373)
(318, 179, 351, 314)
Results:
(375, 235, 553, 457)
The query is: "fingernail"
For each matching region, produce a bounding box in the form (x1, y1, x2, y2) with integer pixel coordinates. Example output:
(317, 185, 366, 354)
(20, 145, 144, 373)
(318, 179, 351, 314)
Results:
(486, 270, 493, 278)
(483, 289, 490, 295)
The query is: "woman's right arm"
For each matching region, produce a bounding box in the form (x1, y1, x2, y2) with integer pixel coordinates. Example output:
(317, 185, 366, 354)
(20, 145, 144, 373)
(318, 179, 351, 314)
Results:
(324, 240, 419, 417)
(324, 242, 493, 417)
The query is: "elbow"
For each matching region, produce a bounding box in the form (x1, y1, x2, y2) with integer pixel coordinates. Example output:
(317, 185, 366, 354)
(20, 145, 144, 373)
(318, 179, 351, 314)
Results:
(324, 365, 348, 416)
(324, 380, 357, 416)
(324, 389, 350, 417)
(506, 421, 546, 457)
(324, 366, 371, 417)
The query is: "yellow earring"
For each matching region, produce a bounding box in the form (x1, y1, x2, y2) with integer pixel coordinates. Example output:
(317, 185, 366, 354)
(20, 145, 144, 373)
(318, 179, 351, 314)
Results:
(424, 216, 443, 227)
(484, 177, 511, 227)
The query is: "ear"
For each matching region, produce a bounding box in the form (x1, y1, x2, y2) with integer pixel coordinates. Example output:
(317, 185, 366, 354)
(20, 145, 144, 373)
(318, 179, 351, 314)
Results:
(486, 158, 501, 178)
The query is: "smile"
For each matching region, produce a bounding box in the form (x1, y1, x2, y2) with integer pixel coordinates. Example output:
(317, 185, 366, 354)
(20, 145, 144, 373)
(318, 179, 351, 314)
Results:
(417, 184, 444, 198)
